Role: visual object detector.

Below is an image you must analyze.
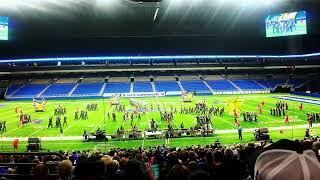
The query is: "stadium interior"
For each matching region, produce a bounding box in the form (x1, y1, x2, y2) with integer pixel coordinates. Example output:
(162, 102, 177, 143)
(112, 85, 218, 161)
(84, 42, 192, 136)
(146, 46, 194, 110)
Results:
(1, 0, 320, 179)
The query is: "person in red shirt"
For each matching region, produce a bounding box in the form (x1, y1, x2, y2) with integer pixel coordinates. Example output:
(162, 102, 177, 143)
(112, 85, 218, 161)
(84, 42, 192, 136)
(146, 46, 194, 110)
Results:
(12, 139, 19, 151)
(299, 103, 303, 111)
(233, 109, 238, 117)
(285, 114, 289, 124)
(234, 118, 240, 127)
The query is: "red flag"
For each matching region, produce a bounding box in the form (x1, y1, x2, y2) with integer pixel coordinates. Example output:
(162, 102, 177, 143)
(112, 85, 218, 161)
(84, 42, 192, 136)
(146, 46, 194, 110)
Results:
(234, 118, 239, 126)
(285, 115, 289, 124)
(234, 109, 238, 117)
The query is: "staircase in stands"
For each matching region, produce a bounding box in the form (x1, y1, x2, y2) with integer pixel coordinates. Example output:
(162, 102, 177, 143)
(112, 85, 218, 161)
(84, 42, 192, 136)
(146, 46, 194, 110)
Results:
(130, 82, 134, 93)
(68, 83, 80, 97)
(37, 79, 55, 98)
(151, 81, 156, 92)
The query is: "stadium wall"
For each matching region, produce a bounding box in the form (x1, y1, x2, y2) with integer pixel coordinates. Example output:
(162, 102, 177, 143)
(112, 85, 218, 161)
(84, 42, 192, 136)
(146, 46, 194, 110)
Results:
(291, 91, 320, 98)
(4, 90, 269, 101)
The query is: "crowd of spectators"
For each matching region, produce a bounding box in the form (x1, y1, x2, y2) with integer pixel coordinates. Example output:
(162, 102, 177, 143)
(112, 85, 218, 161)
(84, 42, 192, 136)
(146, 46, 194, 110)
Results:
(1, 137, 320, 180)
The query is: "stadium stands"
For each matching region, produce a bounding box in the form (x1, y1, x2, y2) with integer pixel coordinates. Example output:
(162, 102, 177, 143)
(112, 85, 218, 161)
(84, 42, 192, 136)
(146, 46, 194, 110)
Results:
(205, 75, 224, 80)
(228, 74, 248, 79)
(254, 79, 286, 89)
(104, 82, 131, 93)
(133, 82, 153, 92)
(207, 80, 238, 91)
(4, 76, 278, 99)
(179, 75, 199, 81)
(6, 85, 22, 96)
(154, 76, 175, 81)
(1, 138, 319, 180)
(134, 76, 150, 82)
(180, 80, 210, 92)
(232, 80, 265, 90)
(55, 78, 76, 84)
(72, 83, 104, 95)
(288, 79, 307, 88)
(154, 81, 181, 92)
(266, 79, 287, 88)
(30, 79, 51, 84)
(83, 77, 104, 83)
(5, 75, 303, 99)
(255, 80, 271, 89)
(108, 77, 129, 82)
(42, 84, 75, 96)
(13, 84, 47, 96)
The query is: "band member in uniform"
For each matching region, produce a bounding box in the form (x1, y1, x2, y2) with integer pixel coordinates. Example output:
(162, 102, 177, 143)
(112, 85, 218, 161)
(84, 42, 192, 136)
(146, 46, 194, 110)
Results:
(63, 116, 68, 126)
(56, 116, 61, 128)
(180, 122, 184, 129)
(48, 117, 53, 128)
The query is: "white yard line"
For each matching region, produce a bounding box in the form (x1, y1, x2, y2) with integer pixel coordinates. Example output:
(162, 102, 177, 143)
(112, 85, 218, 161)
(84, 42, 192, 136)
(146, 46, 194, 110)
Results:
(212, 115, 236, 128)
(1, 123, 318, 141)
(27, 127, 45, 136)
(2, 105, 57, 136)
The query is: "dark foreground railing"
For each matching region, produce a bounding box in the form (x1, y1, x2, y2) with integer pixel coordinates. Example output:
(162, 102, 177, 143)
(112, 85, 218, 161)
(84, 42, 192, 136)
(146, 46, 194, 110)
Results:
(0, 152, 63, 179)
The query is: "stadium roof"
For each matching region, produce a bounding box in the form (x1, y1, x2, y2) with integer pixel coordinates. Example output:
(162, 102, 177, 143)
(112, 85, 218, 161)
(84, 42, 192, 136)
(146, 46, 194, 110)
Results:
(0, 0, 319, 58)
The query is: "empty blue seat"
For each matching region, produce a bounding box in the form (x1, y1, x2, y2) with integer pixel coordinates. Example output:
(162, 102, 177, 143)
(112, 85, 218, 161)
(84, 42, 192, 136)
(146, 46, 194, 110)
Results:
(207, 80, 237, 91)
(14, 84, 47, 96)
(180, 81, 209, 92)
(42, 84, 75, 96)
(255, 79, 286, 89)
(6, 85, 22, 95)
(155, 81, 181, 92)
(288, 79, 306, 88)
(104, 82, 130, 93)
(255, 80, 271, 88)
(73, 83, 103, 95)
(232, 80, 264, 90)
(133, 82, 153, 92)
(267, 80, 287, 88)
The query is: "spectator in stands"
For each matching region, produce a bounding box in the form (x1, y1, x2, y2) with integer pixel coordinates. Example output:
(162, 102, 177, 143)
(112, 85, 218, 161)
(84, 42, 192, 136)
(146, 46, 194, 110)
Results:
(57, 160, 72, 180)
(212, 151, 225, 180)
(16, 156, 32, 175)
(254, 148, 320, 180)
(34, 164, 49, 180)
(188, 170, 210, 180)
(166, 164, 190, 180)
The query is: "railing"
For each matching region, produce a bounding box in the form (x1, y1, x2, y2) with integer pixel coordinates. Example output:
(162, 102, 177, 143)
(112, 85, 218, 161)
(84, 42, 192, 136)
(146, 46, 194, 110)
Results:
(0, 152, 63, 178)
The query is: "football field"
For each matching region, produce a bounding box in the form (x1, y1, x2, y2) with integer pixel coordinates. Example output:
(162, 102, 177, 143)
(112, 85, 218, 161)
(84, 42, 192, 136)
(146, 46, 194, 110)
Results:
(0, 93, 319, 152)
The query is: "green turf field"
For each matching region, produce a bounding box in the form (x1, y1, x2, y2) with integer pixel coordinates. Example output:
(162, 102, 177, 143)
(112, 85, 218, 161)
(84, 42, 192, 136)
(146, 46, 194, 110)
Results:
(0, 93, 319, 152)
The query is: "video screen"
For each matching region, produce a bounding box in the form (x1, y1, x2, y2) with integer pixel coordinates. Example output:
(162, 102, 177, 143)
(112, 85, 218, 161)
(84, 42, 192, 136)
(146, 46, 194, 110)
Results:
(0, 16, 8, 40)
(265, 11, 307, 37)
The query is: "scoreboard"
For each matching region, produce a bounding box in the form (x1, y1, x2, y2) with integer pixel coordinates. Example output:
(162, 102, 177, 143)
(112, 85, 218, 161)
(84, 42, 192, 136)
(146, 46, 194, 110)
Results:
(0, 16, 8, 40)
